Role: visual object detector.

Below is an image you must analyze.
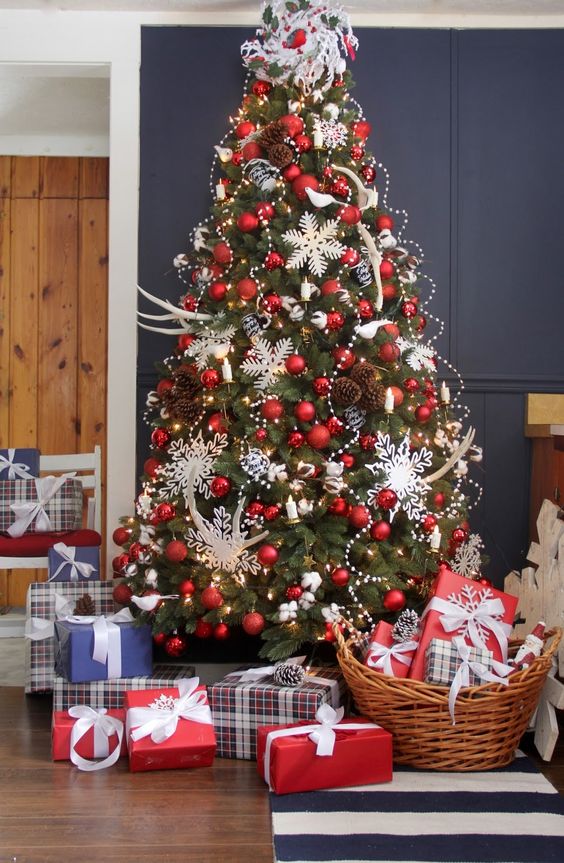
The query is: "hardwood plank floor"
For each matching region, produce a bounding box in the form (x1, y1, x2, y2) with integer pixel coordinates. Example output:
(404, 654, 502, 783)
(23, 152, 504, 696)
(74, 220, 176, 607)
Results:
(1, 686, 563, 862)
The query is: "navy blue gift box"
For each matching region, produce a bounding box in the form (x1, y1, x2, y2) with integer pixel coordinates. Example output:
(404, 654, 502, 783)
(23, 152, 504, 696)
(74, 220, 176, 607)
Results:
(54, 619, 153, 683)
(0, 448, 40, 481)
(47, 544, 100, 583)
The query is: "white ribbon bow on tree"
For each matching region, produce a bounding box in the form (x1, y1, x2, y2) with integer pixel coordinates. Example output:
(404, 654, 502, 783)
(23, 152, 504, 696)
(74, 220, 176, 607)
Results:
(365, 639, 419, 676)
(447, 636, 512, 724)
(0, 449, 34, 480)
(127, 678, 212, 744)
(68, 705, 124, 772)
(423, 590, 513, 661)
(63, 608, 135, 678)
(48, 542, 97, 582)
(8, 473, 75, 537)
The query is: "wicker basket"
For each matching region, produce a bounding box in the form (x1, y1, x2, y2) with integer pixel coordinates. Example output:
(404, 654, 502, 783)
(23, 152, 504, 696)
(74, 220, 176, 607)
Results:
(334, 625, 562, 771)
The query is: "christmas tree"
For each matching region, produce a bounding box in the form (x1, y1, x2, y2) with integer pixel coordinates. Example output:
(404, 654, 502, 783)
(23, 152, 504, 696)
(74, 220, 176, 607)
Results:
(113, 0, 483, 661)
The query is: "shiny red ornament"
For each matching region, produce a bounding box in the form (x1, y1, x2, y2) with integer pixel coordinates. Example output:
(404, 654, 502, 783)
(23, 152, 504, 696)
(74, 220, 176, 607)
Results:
(208, 412, 229, 434)
(433, 492, 445, 509)
(156, 378, 174, 397)
(415, 405, 432, 423)
(214, 623, 230, 640)
(235, 277, 258, 301)
(279, 114, 304, 138)
(285, 354, 307, 375)
(155, 502, 176, 522)
(323, 166, 334, 178)
(242, 141, 263, 162)
(242, 611, 265, 636)
(208, 281, 228, 302)
(370, 520, 391, 541)
(338, 204, 362, 225)
(313, 376, 331, 396)
(389, 385, 404, 407)
(212, 242, 232, 265)
(340, 453, 355, 468)
(112, 583, 133, 606)
(326, 310, 345, 330)
(332, 346, 355, 370)
(261, 398, 284, 421)
(377, 488, 398, 511)
(292, 173, 319, 201)
(328, 497, 348, 516)
(359, 434, 377, 451)
(383, 323, 400, 338)
(246, 501, 265, 519)
(421, 514, 437, 534)
(210, 475, 232, 498)
(200, 369, 221, 389)
(127, 541, 142, 561)
(426, 396, 439, 410)
(262, 292, 283, 314)
(237, 212, 259, 233)
(178, 579, 195, 597)
(151, 427, 171, 449)
(331, 567, 350, 587)
(286, 585, 303, 601)
(235, 120, 256, 139)
(164, 633, 188, 657)
(294, 401, 316, 423)
(112, 526, 130, 546)
(255, 201, 275, 223)
(361, 164, 376, 183)
(257, 544, 279, 567)
(182, 294, 198, 312)
(358, 299, 374, 319)
(201, 586, 224, 610)
(294, 133, 312, 153)
(382, 283, 397, 301)
(283, 164, 301, 182)
(177, 333, 194, 353)
(231, 152, 244, 166)
(263, 504, 281, 522)
(340, 247, 360, 267)
(326, 416, 344, 436)
(112, 553, 130, 575)
(251, 80, 271, 97)
(379, 259, 394, 280)
(382, 588, 406, 612)
(321, 278, 341, 295)
(264, 251, 285, 271)
(332, 177, 350, 197)
(401, 300, 418, 319)
(376, 214, 394, 232)
(378, 342, 400, 363)
(416, 314, 427, 332)
(195, 619, 214, 638)
(452, 527, 468, 544)
(403, 377, 420, 393)
(306, 423, 331, 450)
(153, 632, 167, 647)
(350, 144, 364, 160)
(348, 505, 371, 529)
(352, 120, 372, 140)
(288, 430, 305, 448)
(255, 428, 268, 442)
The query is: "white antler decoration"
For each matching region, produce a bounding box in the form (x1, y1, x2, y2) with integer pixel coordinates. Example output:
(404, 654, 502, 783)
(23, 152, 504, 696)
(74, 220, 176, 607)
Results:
(137, 285, 212, 334)
(424, 427, 476, 484)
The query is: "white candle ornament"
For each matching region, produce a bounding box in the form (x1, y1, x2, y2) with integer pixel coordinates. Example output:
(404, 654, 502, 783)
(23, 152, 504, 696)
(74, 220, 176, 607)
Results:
(384, 387, 394, 413)
(300, 280, 312, 301)
(216, 183, 226, 201)
(313, 128, 324, 149)
(285, 495, 299, 521)
(430, 525, 442, 550)
(222, 357, 233, 383)
(440, 381, 450, 404)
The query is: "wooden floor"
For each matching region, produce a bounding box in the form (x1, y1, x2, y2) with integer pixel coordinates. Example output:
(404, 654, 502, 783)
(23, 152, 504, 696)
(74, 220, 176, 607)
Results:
(1, 687, 563, 863)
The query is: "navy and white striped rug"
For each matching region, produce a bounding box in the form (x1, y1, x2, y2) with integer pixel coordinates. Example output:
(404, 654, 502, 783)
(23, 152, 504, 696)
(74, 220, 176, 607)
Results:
(270, 753, 564, 863)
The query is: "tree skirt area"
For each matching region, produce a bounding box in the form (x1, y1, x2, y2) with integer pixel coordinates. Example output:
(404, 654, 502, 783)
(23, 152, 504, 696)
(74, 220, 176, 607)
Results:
(270, 752, 564, 863)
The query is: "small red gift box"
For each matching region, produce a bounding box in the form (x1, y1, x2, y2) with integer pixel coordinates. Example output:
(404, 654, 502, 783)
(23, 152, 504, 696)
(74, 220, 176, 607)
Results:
(363, 620, 418, 678)
(52, 707, 126, 769)
(408, 567, 518, 681)
(125, 678, 216, 773)
(257, 705, 393, 795)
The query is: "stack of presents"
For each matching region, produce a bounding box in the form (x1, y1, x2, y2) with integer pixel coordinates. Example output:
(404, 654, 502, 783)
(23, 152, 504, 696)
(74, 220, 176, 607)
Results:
(3, 447, 542, 792)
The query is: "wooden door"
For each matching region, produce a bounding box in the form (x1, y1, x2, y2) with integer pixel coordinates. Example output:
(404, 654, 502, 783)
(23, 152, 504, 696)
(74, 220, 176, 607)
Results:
(0, 156, 108, 607)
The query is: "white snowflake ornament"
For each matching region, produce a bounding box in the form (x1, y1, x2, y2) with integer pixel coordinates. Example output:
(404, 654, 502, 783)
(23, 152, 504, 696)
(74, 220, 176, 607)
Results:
(283, 212, 345, 278)
(315, 119, 348, 149)
(240, 337, 294, 391)
(396, 337, 436, 373)
(453, 534, 484, 578)
(159, 432, 228, 504)
(366, 433, 433, 523)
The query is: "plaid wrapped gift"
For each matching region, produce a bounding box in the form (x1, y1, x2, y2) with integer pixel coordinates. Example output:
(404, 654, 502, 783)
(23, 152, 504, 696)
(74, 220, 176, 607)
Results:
(0, 447, 40, 481)
(25, 581, 116, 693)
(52, 664, 196, 712)
(0, 475, 82, 535)
(207, 665, 347, 761)
(424, 636, 493, 687)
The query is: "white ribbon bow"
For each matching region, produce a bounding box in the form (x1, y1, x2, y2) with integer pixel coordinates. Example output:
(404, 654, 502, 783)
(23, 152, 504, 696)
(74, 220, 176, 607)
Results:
(224, 658, 340, 708)
(447, 636, 512, 724)
(24, 591, 75, 641)
(424, 591, 513, 660)
(48, 542, 97, 582)
(68, 705, 124, 772)
(127, 678, 212, 745)
(8, 473, 75, 537)
(0, 448, 35, 480)
(62, 607, 134, 678)
(365, 639, 419, 676)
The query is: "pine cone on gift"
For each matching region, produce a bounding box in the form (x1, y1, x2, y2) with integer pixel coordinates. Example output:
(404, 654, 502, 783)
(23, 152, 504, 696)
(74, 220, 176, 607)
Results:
(257, 120, 287, 150)
(392, 608, 421, 643)
(268, 143, 294, 169)
(73, 594, 96, 616)
(273, 662, 306, 688)
(358, 382, 387, 412)
(163, 367, 202, 423)
(332, 377, 362, 406)
(350, 361, 379, 387)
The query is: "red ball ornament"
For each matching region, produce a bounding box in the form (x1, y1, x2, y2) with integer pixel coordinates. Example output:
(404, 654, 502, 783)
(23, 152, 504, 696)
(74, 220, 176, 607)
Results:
(283, 164, 301, 182)
(262, 292, 283, 314)
(378, 342, 400, 363)
(389, 386, 404, 407)
(360, 434, 378, 451)
(164, 633, 188, 657)
(452, 527, 468, 544)
(377, 488, 398, 511)
(214, 623, 230, 640)
(306, 424, 331, 450)
(331, 567, 350, 587)
(348, 505, 371, 529)
(285, 354, 307, 375)
(433, 492, 445, 509)
(165, 540, 188, 563)
(153, 632, 167, 647)
(234, 275, 256, 300)
(246, 501, 265, 519)
(143, 457, 161, 479)
(128, 541, 142, 561)
(328, 497, 348, 516)
(383, 588, 406, 612)
(212, 242, 232, 265)
(358, 299, 374, 319)
(331, 177, 350, 197)
(340, 453, 355, 468)
(426, 396, 439, 410)
(208, 280, 228, 302)
(376, 214, 394, 232)
(383, 323, 400, 338)
(156, 378, 174, 397)
(416, 314, 427, 332)
(257, 544, 279, 567)
(264, 251, 285, 271)
(313, 376, 331, 396)
(155, 502, 176, 522)
(415, 405, 432, 423)
(178, 579, 195, 597)
(286, 585, 303, 601)
(401, 300, 418, 319)
(324, 621, 337, 642)
(403, 377, 420, 393)
(210, 475, 232, 498)
(255, 428, 268, 442)
(112, 583, 133, 606)
(421, 514, 437, 534)
(294, 133, 313, 153)
(332, 346, 355, 370)
(251, 80, 271, 97)
(352, 120, 372, 140)
(361, 164, 376, 183)
(208, 412, 229, 434)
(112, 553, 130, 575)
(279, 114, 304, 138)
(370, 520, 391, 541)
(151, 427, 171, 449)
(235, 120, 256, 139)
(326, 310, 345, 330)
(231, 152, 244, 166)
(326, 416, 344, 436)
(112, 526, 130, 546)
(338, 204, 362, 225)
(237, 212, 259, 232)
(292, 173, 320, 201)
(242, 141, 263, 162)
(255, 201, 275, 223)
(350, 144, 365, 160)
(382, 283, 397, 301)
(321, 278, 341, 295)
(263, 504, 281, 522)
(242, 611, 265, 636)
(200, 369, 221, 389)
(340, 247, 360, 267)
(288, 430, 305, 448)
(195, 619, 214, 638)
(177, 333, 194, 353)
(294, 401, 316, 423)
(261, 398, 284, 421)
(379, 259, 395, 280)
(201, 586, 224, 610)
(182, 294, 198, 312)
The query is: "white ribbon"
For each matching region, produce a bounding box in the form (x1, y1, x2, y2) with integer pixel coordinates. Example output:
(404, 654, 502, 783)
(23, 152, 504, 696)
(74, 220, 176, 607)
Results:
(365, 639, 419, 676)
(446, 636, 512, 724)
(48, 542, 97, 582)
(423, 592, 513, 661)
(127, 677, 212, 744)
(8, 473, 75, 537)
(68, 705, 124, 772)
(0, 448, 35, 480)
(24, 592, 75, 641)
(224, 658, 340, 708)
(263, 703, 378, 789)
(62, 608, 134, 678)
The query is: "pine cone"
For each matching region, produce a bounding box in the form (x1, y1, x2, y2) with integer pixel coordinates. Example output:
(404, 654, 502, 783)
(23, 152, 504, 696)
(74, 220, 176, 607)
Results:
(273, 662, 306, 688)
(332, 377, 362, 406)
(162, 367, 202, 423)
(358, 382, 387, 412)
(73, 593, 95, 616)
(258, 120, 287, 149)
(268, 143, 294, 169)
(350, 362, 379, 387)
(392, 608, 421, 643)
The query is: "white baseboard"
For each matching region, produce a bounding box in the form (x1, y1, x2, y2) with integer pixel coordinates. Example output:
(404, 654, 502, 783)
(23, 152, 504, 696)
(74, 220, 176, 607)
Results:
(0, 610, 25, 638)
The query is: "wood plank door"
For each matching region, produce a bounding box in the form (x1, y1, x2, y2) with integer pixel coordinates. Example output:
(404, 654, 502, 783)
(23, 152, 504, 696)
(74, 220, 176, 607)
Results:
(0, 156, 108, 607)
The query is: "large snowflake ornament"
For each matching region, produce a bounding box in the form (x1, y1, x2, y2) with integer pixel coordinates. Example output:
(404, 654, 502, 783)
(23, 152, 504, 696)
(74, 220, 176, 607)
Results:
(316, 119, 348, 148)
(366, 433, 433, 522)
(396, 337, 436, 373)
(241, 0, 358, 96)
(283, 212, 345, 277)
(240, 337, 294, 391)
(186, 325, 236, 370)
(453, 534, 484, 578)
(158, 432, 228, 503)
(186, 504, 265, 576)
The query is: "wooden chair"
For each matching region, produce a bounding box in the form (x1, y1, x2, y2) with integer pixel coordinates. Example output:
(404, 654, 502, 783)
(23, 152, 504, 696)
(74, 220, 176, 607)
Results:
(0, 446, 102, 571)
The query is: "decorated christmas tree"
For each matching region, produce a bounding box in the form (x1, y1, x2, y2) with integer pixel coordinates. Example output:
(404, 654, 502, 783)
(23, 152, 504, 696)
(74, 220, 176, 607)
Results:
(113, 0, 484, 661)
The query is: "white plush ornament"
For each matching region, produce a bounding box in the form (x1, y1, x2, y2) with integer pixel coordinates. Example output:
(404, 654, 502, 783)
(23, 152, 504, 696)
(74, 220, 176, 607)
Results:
(323, 461, 345, 495)
(399, 270, 418, 286)
(124, 563, 138, 578)
(279, 601, 298, 622)
(289, 304, 305, 322)
(322, 603, 342, 623)
(193, 226, 211, 252)
(297, 461, 316, 479)
(144, 567, 159, 588)
(469, 445, 483, 463)
(160, 407, 170, 420)
(301, 571, 322, 592)
(324, 103, 340, 120)
(355, 319, 392, 340)
(138, 525, 155, 546)
(146, 390, 159, 407)
(267, 463, 289, 483)
(137, 550, 153, 565)
(311, 311, 328, 330)
(298, 498, 313, 516)
(454, 459, 469, 477)
(378, 229, 397, 250)
(173, 253, 189, 268)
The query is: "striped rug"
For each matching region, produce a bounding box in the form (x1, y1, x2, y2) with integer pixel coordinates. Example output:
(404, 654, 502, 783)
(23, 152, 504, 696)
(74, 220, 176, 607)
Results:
(270, 752, 564, 863)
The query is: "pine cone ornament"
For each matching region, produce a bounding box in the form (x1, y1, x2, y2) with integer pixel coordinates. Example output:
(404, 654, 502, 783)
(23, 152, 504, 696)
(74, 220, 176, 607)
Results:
(273, 662, 306, 687)
(268, 143, 294, 169)
(163, 367, 202, 423)
(392, 608, 421, 642)
(332, 377, 362, 406)
(73, 593, 96, 616)
(258, 120, 287, 149)
(350, 361, 379, 387)
(358, 382, 387, 412)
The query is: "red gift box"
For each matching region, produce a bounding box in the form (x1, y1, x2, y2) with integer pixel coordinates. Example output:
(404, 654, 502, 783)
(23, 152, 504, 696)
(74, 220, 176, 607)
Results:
(408, 567, 518, 681)
(363, 620, 418, 678)
(257, 706, 393, 795)
(52, 707, 127, 769)
(125, 679, 216, 772)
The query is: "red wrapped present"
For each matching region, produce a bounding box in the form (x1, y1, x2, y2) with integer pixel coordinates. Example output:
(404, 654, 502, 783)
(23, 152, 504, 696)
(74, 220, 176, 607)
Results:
(125, 678, 216, 772)
(363, 620, 418, 678)
(257, 704, 393, 795)
(52, 706, 126, 771)
(408, 567, 518, 681)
